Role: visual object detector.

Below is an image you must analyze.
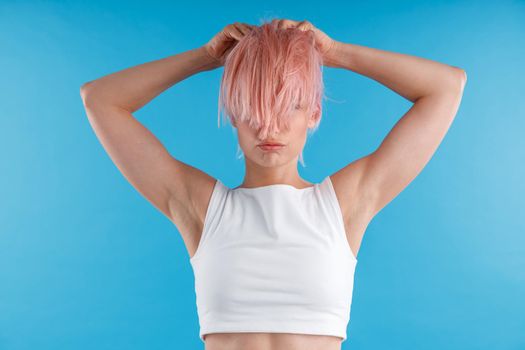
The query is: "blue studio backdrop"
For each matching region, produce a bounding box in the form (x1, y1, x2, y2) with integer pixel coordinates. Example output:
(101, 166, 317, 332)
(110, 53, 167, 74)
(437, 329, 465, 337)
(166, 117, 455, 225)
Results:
(1, 1, 523, 349)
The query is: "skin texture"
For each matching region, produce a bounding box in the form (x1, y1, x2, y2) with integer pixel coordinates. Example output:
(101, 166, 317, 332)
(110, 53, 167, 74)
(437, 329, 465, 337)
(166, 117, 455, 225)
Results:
(231, 105, 317, 190)
(81, 17, 466, 350)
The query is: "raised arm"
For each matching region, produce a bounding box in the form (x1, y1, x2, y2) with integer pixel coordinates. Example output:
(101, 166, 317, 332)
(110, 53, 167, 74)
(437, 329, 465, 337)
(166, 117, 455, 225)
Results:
(80, 22, 255, 259)
(325, 41, 466, 234)
(80, 46, 221, 230)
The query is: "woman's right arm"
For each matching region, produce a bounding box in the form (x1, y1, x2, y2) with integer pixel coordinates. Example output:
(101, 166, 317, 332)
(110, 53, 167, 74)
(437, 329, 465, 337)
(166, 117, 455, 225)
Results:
(79, 46, 221, 236)
(81, 46, 221, 112)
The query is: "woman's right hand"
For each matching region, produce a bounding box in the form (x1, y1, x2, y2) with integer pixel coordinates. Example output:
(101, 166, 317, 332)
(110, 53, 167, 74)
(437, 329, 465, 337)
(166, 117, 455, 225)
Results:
(203, 22, 256, 66)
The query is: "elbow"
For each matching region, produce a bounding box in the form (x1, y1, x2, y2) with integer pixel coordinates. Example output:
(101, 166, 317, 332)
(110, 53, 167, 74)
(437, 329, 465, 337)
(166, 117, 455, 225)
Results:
(80, 80, 122, 110)
(458, 68, 467, 83)
(80, 81, 92, 101)
(453, 67, 467, 92)
(426, 67, 466, 102)
(80, 81, 103, 108)
(80, 81, 96, 98)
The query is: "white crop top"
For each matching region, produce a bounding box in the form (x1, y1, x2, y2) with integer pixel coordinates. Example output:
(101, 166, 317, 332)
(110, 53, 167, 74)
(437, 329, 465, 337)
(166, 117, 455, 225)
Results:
(189, 175, 358, 343)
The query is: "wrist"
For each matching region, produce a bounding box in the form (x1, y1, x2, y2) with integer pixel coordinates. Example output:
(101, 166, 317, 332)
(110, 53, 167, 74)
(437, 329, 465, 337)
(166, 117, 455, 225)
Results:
(195, 45, 222, 71)
(322, 40, 349, 69)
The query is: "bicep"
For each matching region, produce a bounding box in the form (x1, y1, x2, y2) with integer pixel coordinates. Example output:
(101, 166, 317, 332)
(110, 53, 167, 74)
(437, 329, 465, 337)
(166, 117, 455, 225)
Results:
(363, 75, 466, 216)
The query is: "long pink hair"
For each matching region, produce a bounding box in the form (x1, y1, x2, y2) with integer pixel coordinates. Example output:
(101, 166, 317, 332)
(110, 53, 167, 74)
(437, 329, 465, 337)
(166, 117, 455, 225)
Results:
(217, 19, 326, 159)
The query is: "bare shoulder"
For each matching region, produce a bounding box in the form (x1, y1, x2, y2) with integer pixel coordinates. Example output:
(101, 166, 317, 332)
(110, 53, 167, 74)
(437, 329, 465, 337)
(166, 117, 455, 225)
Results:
(167, 163, 218, 258)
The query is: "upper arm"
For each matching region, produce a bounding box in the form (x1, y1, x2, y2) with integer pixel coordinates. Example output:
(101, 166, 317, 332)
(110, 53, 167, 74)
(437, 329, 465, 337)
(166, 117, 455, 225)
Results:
(354, 69, 467, 218)
(80, 86, 216, 231)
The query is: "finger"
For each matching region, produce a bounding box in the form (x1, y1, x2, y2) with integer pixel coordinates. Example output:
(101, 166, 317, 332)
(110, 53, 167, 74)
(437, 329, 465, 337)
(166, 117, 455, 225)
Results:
(279, 19, 294, 30)
(242, 22, 257, 29)
(237, 23, 253, 36)
(235, 24, 248, 36)
(228, 24, 244, 40)
(233, 23, 254, 38)
(296, 20, 312, 31)
(283, 19, 301, 28)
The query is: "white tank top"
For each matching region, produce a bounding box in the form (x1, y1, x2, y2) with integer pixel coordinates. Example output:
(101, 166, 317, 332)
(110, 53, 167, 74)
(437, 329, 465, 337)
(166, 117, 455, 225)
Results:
(189, 175, 358, 343)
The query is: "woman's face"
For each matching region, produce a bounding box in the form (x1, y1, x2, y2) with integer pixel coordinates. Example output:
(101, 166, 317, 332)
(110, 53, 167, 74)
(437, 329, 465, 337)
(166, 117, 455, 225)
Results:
(233, 107, 316, 168)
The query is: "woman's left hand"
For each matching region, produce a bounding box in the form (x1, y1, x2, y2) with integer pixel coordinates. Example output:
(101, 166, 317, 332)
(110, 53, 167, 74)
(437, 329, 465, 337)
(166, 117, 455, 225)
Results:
(271, 18, 338, 62)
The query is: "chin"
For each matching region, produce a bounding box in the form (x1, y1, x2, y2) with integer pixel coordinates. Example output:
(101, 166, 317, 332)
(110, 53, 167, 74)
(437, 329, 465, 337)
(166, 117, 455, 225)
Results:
(250, 155, 294, 168)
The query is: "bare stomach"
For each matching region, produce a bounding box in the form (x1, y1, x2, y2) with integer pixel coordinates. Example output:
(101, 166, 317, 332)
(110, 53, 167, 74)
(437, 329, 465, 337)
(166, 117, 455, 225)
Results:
(204, 332, 343, 350)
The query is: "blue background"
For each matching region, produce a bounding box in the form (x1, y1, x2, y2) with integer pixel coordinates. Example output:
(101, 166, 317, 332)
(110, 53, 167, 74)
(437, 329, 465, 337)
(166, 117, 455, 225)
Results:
(1, 1, 523, 349)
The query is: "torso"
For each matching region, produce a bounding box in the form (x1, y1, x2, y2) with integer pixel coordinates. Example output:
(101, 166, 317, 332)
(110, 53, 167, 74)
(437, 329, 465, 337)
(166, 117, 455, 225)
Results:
(178, 177, 370, 350)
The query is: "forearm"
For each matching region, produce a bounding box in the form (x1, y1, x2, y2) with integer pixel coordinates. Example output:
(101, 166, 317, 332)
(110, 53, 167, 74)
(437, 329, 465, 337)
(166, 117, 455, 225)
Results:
(324, 41, 465, 102)
(81, 46, 220, 112)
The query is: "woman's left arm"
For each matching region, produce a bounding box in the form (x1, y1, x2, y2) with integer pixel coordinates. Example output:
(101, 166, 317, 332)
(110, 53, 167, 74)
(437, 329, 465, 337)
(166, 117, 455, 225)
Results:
(326, 41, 467, 219)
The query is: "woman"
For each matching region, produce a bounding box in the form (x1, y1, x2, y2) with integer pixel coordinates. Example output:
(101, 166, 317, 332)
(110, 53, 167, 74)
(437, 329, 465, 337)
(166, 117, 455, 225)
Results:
(80, 18, 466, 350)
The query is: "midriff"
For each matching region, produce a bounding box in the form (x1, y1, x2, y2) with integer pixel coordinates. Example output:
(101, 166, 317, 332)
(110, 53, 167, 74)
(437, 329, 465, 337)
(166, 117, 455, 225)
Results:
(204, 332, 343, 350)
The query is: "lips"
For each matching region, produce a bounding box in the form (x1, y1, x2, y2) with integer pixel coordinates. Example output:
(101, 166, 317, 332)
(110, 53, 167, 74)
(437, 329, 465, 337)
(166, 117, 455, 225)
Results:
(258, 140, 284, 146)
(258, 144, 285, 151)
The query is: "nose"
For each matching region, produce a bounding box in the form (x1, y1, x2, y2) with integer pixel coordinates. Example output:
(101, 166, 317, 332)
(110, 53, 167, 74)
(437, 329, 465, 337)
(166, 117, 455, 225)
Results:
(257, 129, 281, 143)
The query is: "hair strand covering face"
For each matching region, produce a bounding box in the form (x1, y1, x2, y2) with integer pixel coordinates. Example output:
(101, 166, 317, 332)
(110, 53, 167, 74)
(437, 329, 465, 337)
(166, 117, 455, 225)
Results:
(217, 20, 326, 168)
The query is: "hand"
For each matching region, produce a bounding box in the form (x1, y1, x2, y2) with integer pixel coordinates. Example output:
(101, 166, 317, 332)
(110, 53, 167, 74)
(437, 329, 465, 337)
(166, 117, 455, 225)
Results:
(203, 22, 256, 66)
(271, 18, 337, 63)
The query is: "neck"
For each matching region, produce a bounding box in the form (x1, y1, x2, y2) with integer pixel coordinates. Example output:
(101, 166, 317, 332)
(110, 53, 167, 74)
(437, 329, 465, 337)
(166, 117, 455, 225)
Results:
(238, 157, 311, 189)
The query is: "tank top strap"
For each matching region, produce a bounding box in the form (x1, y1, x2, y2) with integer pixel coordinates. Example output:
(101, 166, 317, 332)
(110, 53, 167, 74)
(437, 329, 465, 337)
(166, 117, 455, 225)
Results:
(317, 176, 344, 222)
(317, 175, 356, 261)
(190, 178, 229, 262)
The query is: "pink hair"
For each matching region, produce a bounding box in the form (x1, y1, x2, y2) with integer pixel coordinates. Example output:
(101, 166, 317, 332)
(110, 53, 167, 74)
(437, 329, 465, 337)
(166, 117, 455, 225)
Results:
(217, 19, 326, 143)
